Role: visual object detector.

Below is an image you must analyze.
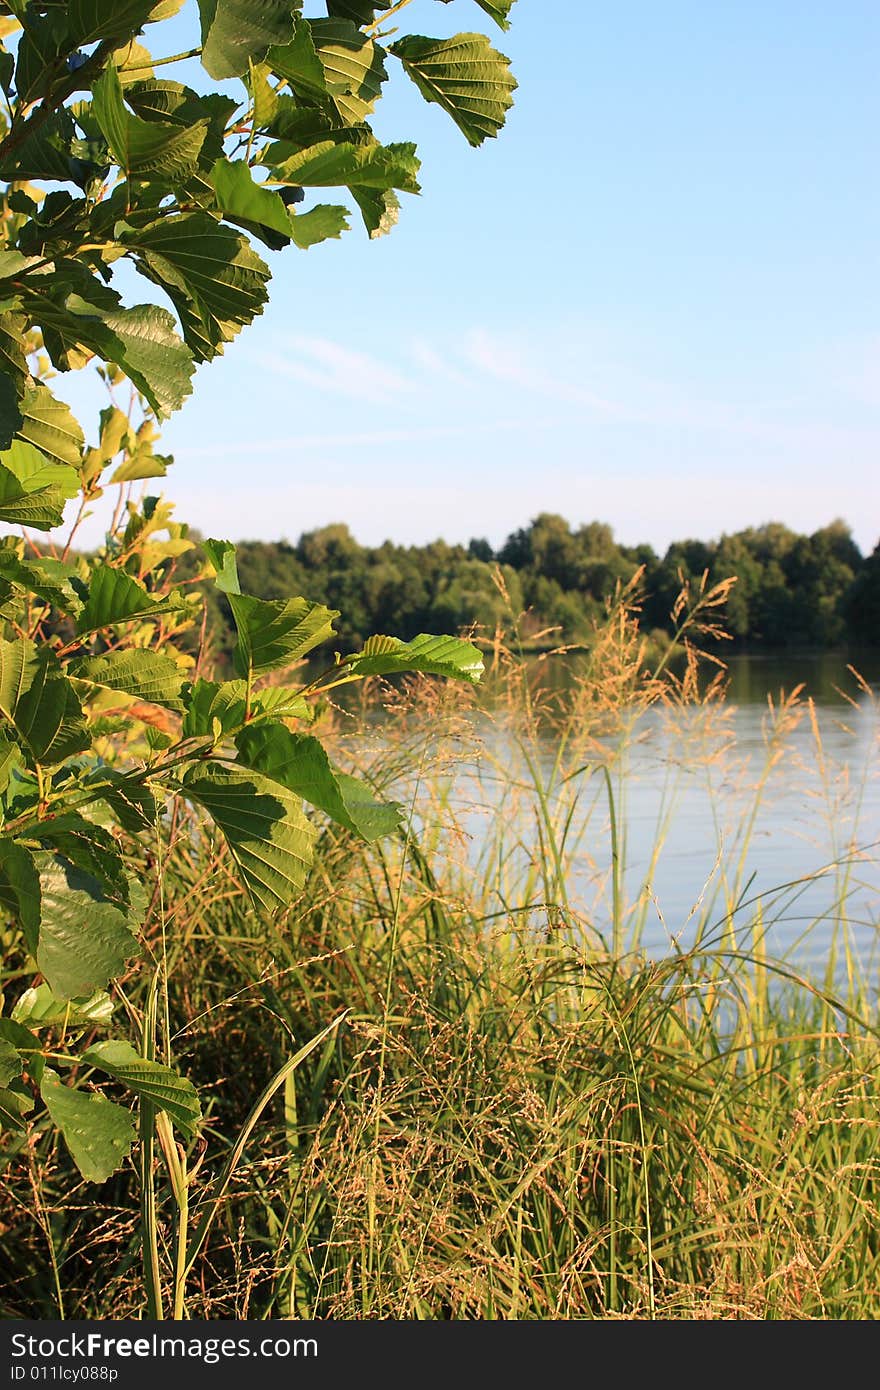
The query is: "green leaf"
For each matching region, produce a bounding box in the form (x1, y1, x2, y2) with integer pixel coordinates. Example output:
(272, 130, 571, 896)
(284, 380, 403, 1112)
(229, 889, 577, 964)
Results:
(119, 213, 271, 362)
(109, 445, 171, 482)
(76, 565, 186, 634)
(200, 0, 298, 80)
(92, 63, 208, 180)
(40, 1068, 135, 1184)
(350, 185, 399, 238)
(0, 639, 91, 766)
(0, 369, 22, 450)
(270, 138, 421, 194)
(203, 536, 241, 594)
(0, 313, 29, 392)
(325, 1, 393, 23)
(36, 857, 140, 1000)
(309, 18, 388, 124)
(0, 838, 40, 952)
(83, 1040, 201, 1137)
(209, 156, 294, 248)
(389, 32, 517, 146)
(0, 551, 84, 618)
(71, 650, 185, 710)
(12, 984, 114, 1028)
(16, 384, 85, 467)
(236, 724, 402, 841)
(0, 438, 80, 530)
(93, 304, 195, 419)
(68, 0, 160, 48)
(29, 816, 131, 907)
(181, 677, 309, 740)
(267, 20, 329, 98)
(345, 632, 485, 684)
(0, 1084, 34, 1132)
(0, 1038, 23, 1088)
(289, 203, 350, 248)
(182, 762, 317, 913)
(81, 768, 157, 835)
(228, 593, 339, 678)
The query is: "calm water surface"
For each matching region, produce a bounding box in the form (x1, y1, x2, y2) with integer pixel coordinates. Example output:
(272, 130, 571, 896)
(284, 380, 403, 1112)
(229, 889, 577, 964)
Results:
(430, 651, 880, 987)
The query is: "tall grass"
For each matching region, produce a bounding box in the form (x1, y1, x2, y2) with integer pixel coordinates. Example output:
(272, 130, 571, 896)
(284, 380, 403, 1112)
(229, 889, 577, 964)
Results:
(2, 574, 878, 1319)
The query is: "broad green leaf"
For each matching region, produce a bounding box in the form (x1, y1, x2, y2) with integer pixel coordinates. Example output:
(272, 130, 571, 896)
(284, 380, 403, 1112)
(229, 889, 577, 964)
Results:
(345, 632, 484, 684)
(236, 724, 402, 841)
(0, 369, 22, 450)
(270, 138, 420, 194)
(120, 213, 271, 362)
(203, 536, 241, 594)
(289, 204, 350, 248)
(200, 0, 298, 80)
(209, 157, 294, 248)
(68, 0, 159, 48)
(36, 857, 140, 1000)
(72, 650, 185, 710)
(0, 313, 28, 391)
(92, 63, 208, 180)
(12, 984, 114, 1028)
(0, 1084, 33, 1132)
(309, 18, 388, 124)
(109, 446, 171, 482)
(0, 639, 90, 766)
(0, 460, 75, 530)
(249, 59, 279, 127)
(92, 304, 195, 419)
(81, 768, 157, 834)
(325, 1, 392, 23)
(350, 185, 398, 238)
(0, 441, 79, 506)
(267, 20, 329, 98)
(181, 677, 309, 740)
(0, 1038, 22, 1087)
(228, 592, 339, 677)
(76, 565, 186, 634)
(0, 551, 84, 618)
(16, 385, 84, 467)
(83, 1040, 201, 1137)
(389, 33, 516, 146)
(0, 838, 40, 951)
(40, 1068, 135, 1183)
(29, 815, 130, 906)
(114, 38, 154, 85)
(182, 762, 317, 912)
(0, 737, 22, 793)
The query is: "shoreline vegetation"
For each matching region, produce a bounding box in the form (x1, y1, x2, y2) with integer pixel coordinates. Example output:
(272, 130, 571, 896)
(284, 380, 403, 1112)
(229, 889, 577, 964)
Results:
(4, 575, 878, 1320)
(182, 513, 880, 668)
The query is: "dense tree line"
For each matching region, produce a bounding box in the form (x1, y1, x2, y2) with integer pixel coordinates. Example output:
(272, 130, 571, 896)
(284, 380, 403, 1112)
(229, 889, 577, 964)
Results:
(186, 514, 879, 664)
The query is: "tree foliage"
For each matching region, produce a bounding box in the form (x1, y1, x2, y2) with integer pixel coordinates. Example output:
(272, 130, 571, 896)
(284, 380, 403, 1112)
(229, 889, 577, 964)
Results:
(0, 0, 516, 1193)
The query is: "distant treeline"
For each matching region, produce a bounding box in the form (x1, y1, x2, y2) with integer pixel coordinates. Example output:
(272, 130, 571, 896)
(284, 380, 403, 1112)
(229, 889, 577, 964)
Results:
(189, 514, 879, 663)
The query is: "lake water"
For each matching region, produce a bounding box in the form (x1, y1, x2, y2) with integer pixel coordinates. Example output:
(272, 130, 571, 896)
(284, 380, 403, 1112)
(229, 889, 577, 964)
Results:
(393, 650, 880, 991)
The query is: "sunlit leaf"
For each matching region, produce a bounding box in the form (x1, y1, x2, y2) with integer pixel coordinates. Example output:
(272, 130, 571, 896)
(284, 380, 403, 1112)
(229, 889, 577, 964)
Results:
(40, 1068, 135, 1183)
(182, 761, 317, 912)
(0, 639, 91, 766)
(344, 632, 484, 683)
(83, 1039, 201, 1137)
(236, 723, 403, 841)
(389, 32, 516, 146)
(72, 649, 186, 710)
(200, 0, 297, 80)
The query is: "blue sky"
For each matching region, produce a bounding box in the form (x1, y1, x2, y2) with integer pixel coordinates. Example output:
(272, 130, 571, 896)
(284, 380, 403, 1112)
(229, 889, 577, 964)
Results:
(48, 0, 880, 555)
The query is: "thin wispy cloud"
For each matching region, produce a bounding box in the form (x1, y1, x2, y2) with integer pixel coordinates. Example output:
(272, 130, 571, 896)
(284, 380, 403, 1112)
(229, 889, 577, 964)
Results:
(253, 334, 416, 402)
(464, 327, 620, 415)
